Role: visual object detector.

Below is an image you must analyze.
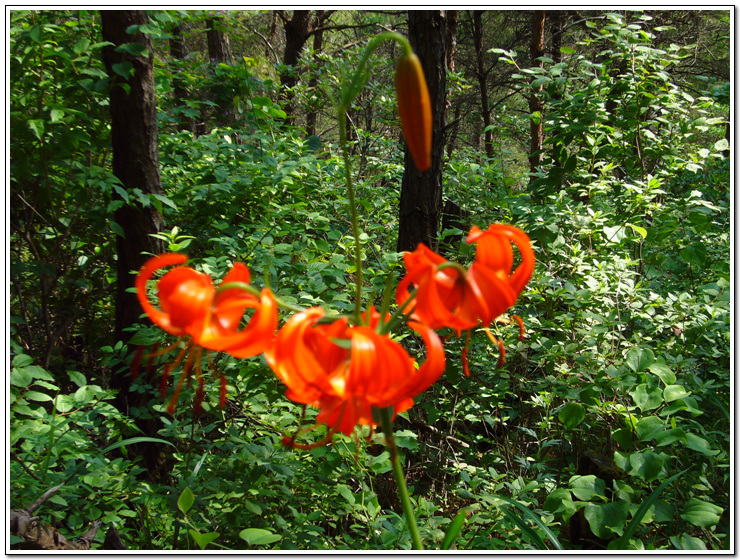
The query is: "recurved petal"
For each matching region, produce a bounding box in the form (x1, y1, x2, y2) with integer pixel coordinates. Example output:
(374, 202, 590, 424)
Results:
(216, 289, 279, 358)
(136, 253, 196, 336)
(467, 263, 519, 326)
(264, 308, 339, 404)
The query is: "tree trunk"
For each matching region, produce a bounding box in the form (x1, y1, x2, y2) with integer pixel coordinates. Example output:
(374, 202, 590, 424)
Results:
(101, 10, 165, 343)
(169, 23, 196, 133)
(397, 10, 448, 253)
(279, 10, 314, 123)
(306, 19, 326, 136)
(528, 10, 546, 177)
(206, 16, 233, 64)
(473, 11, 494, 159)
(205, 16, 234, 128)
(101, 10, 166, 472)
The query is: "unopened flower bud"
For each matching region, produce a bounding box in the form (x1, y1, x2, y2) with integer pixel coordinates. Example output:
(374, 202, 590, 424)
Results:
(396, 53, 432, 171)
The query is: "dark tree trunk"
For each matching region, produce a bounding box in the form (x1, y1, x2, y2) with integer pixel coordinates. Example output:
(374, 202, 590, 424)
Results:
(528, 10, 546, 177)
(397, 10, 448, 253)
(169, 23, 196, 133)
(279, 10, 314, 123)
(206, 16, 233, 64)
(473, 11, 494, 159)
(306, 18, 326, 136)
(101, 10, 166, 474)
(446, 99, 462, 158)
(101, 10, 165, 343)
(205, 16, 234, 128)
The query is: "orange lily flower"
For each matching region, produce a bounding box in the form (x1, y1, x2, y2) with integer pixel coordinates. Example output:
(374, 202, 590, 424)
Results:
(135, 253, 278, 412)
(265, 307, 445, 447)
(396, 223, 534, 375)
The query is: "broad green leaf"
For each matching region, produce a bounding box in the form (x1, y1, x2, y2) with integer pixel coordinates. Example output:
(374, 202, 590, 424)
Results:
(663, 385, 690, 403)
(558, 402, 586, 430)
(627, 452, 665, 482)
(654, 428, 687, 446)
(714, 138, 729, 152)
(680, 498, 722, 528)
(635, 416, 664, 442)
(569, 475, 606, 501)
(679, 243, 706, 266)
(630, 383, 663, 411)
(24, 390, 53, 402)
(177, 487, 195, 515)
(239, 528, 282, 546)
(49, 108, 64, 123)
(10, 368, 33, 388)
(625, 347, 655, 372)
(670, 533, 707, 550)
(603, 225, 626, 243)
(543, 488, 577, 520)
(112, 61, 134, 79)
(626, 223, 648, 239)
(67, 370, 86, 388)
(647, 362, 675, 385)
(189, 530, 219, 549)
(584, 501, 629, 539)
(683, 433, 719, 456)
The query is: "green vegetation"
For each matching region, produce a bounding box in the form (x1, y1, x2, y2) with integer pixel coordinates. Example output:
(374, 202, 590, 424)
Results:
(9, 9, 730, 551)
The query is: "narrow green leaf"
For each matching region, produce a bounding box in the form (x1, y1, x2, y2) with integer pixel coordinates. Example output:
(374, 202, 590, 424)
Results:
(500, 506, 547, 550)
(441, 511, 466, 550)
(101, 437, 176, 454)
(613, 468, 686, 549)
(496, 496, 563, 550)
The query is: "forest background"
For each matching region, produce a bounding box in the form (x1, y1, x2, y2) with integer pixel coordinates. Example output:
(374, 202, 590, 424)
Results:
(7, 8, 732, 551)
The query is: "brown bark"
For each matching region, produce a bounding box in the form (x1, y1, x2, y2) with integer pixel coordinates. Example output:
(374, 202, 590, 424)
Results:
(306, 19, 326, 136)
(473, 11, 494, 159)
(529, 10, 546, 176)
(277, 10, 335, 123)
(100, 10, 165, 343)
(100, 11, 166, 469)
(205, 16, 234, 128)
(397, 10, 448, 253)
(169, 24, 195, 133)
(206, 16, 233, 64)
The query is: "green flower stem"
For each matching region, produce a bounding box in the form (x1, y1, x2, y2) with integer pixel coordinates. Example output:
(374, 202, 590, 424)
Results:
(376, 407, 424, 550)
(337, 110, 365, 325)
(337, 31, 414, 325)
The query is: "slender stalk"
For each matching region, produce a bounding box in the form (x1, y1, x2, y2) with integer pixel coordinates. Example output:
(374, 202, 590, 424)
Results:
(336, 31, 414, 325)
(338, 110, 365, 325)
(377, 407, 424, 550)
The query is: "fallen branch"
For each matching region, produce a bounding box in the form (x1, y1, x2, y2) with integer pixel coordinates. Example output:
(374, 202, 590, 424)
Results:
(10, 484, 103, 550)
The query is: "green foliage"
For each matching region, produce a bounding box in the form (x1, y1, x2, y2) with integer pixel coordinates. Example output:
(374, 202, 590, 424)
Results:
(9, 9, 729, 552)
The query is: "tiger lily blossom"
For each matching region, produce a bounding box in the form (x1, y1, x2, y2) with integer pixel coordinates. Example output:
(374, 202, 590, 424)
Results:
(265, 307, 445, 447)
(396, 223, 534, 375)
(135, 253, 278, 411)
